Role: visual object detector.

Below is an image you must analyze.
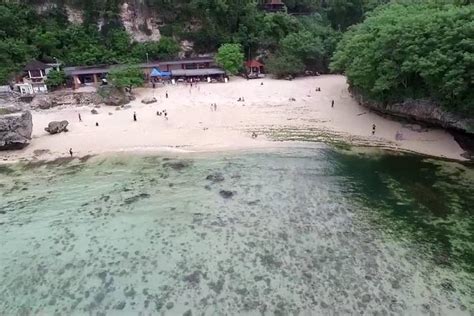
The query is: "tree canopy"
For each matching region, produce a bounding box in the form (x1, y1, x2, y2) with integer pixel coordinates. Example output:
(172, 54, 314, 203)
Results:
(331, 2, 474, 115)
(0, 2, 180, 83)
(108, 66, 144, 91)
(216, 44, 244, 75)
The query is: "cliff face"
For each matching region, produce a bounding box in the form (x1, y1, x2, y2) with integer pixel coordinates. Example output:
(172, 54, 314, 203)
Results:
(32, 0, 161, 42)
(350, 88, 474, 135)
(0, 110, 33, 150)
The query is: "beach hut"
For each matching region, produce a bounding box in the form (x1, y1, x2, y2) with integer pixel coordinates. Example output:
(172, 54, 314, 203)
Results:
(245, 60, 265, 78)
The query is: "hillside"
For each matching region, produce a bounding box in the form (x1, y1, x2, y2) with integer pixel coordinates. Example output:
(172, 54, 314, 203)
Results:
(0, 0, 387, 81)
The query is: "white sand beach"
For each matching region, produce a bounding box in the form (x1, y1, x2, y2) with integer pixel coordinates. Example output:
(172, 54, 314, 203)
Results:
(0, 75, 466, 162)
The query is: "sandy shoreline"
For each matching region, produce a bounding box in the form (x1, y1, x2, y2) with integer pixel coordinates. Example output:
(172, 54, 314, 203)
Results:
(0, 75, 467, 162)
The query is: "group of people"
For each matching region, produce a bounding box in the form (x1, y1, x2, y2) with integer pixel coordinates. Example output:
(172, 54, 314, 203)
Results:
(156, 109, 168, 120)
(210, 103, 218, 111)
(132, 110, 170, 122)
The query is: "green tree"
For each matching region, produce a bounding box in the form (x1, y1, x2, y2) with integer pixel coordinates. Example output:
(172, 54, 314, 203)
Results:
(131, 37, 180, 62)
(45, 69, 66, 89)
(266, 52, 305, 78)
(216, 43, 244, 75)
(325, 0, 365, 31)
(331, 2, 474, 115)
(108, 66, 144, 91)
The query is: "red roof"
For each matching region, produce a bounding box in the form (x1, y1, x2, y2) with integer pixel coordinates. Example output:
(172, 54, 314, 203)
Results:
(245, 60, 264, 68)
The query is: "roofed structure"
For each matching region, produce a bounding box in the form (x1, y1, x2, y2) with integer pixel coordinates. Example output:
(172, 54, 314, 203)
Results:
(261, 0, 285, 12)
(24, 60, 48, 71)
(171, 68, 225, 77)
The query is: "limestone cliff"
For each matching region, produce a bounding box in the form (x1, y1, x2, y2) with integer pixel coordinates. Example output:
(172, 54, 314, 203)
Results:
(350, 88, 474, 135)
(0, 110, 33, 150)
(32, 0, 161, 42)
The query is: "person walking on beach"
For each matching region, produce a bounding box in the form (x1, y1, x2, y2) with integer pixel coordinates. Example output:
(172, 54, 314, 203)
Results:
(69, 148, 73, 157)
(331, 100, 334, 108)
(372, 124, 376, 135)
(165, 91, 169, 99)
(164, 111, 168, 120)
(78, 113, 82, 122)
(133, 112, 137, 122)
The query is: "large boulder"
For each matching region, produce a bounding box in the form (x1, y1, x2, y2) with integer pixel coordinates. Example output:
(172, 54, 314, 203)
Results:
(0, 110, 33, 150)
(30, 95, 56, 110)
(141, 97, 157, 104)
(45, 120, 69, 134)
(96, 85, 131, 106)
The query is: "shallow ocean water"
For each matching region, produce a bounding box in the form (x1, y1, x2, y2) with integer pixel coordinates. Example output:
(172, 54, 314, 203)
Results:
(0, 146, 473, 315)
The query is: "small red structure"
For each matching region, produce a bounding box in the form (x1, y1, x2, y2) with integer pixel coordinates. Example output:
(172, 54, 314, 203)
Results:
(262, 0, 285, 12)
(245, 60, 265, 78)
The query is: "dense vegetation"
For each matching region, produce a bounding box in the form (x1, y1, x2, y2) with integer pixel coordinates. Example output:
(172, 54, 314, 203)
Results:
(0, 0, 385, 84)
(331, 2, 474, 115)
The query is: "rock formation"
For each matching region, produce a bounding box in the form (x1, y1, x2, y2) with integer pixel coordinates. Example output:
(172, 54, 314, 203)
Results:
(0, 110, 33, 150)
(45, 120, 69, 134)
(141, 97, 157, 104)
(96, 85, 131, 106)
(350, 88, 474, 135)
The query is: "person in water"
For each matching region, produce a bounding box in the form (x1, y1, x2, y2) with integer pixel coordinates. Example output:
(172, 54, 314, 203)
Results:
(69, 148, 73, 157)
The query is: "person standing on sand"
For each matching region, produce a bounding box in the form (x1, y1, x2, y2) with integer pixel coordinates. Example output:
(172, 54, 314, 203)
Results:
(133, 112, 137, 122)
(166, 91, 169, 99)
(214, 103, 217, 111)
(78, 113, 82, 122)
(69, 148, 73, 157)
(96, 122, 99, 127)
(331, 100, 334, 108)
(372, 124, 376, 135)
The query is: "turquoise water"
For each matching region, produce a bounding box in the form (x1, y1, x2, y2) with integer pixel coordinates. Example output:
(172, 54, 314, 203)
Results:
(0, 146, 473, 315)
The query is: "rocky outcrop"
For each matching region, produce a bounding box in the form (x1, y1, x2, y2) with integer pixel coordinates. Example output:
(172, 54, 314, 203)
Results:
(350, 88, 474, 135)
(120, 2, 161, 42)
(45, 120, 69, 134)
(141, 97, 157, 104)
(0, 110, 33, 150)
(96, 85, 132, 106)
(31, 95, 56, 110)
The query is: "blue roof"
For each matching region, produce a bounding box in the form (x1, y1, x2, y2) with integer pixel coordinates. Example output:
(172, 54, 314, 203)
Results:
(150, 68, 171, 78)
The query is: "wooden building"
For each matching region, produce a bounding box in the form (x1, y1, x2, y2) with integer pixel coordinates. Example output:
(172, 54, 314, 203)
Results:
(245, 60, 265, 78)
(20, 60, 51, 94)
(64, 57, 222, 89)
